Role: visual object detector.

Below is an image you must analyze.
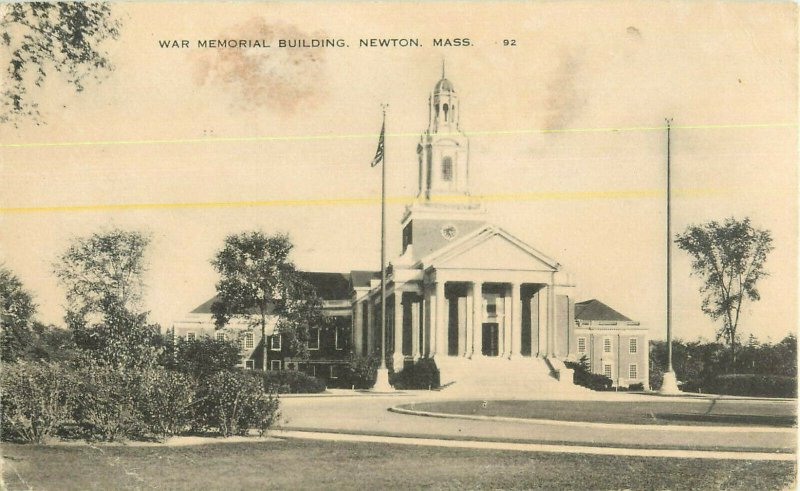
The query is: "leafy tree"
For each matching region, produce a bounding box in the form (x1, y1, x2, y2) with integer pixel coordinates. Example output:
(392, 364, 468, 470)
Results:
(0, 265, 37, 362)
(211, 231, 322, 370)
(675, 217, 773, 368)
(54, 229, 150, 324)
(1, 2, 121, 124)
(71, 304, 162, 370)
(23, 322, 79, 363)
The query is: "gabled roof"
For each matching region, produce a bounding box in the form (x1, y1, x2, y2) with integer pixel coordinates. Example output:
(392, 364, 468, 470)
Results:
(190, 271, 352, 314)
(416, 223, 560, 271)
(297, 271, 351, 300)
(574, 299, 632, 322)
(350, 270, 380, 288)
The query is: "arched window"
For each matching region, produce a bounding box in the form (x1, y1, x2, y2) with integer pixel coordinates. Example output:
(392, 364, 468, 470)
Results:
(442, 156, 453, 181)
(443, 104, 449, 121)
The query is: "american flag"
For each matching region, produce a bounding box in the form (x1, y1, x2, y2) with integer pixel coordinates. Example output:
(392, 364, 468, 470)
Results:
(370, 119, 385, 167)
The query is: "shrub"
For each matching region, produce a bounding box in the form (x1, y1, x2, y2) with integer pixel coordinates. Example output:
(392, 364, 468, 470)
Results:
(137, 369, 196, 439)
(390, 359, 440, 389)
(196, 370, 280, 437)
(704, 374, 797, 398)
(73, 362, 144, 441)
(344, 354, 379, 389)
(164, 336, 241, 380)
(628, 382, 645, 392)
(565, 357, 614, 391)
(262, 370, 326, 394)
(0, 361, 78, 444)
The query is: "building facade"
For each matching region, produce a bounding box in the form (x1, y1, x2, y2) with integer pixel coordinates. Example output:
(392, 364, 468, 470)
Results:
(174, 71, 649, 391)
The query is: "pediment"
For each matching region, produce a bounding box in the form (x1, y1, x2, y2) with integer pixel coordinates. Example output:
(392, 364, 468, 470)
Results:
(421, 226, 559, 272)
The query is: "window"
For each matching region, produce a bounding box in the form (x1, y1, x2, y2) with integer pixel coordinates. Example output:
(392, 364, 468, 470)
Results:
(329, 365, 338, 379)
(245, 360, 254, 370)
(603, 338, 612, 353)
(442, 157, 453, 181)
(216, 331, 225, 342)
(187, 332, 195, 342)
(270, 360, 281, 371)
(629, 364, 638, 379)
(577, 337, 587, 354)
(629, 338, 638, 354)
(335, 325, 344, 350)
(244, 332, 254, 349)
(271, 334, 281, 351)
(603, 364, 612, 378)
(308, 328, 320, 350)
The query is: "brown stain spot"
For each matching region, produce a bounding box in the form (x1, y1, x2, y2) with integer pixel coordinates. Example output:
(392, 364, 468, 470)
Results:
(543, 53, 585, 131)
(626, 26, 642, 38)
(193, 19, 327, 114)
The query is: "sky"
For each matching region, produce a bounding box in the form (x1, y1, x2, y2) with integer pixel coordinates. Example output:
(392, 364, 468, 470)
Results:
(1, 1, 797, 343)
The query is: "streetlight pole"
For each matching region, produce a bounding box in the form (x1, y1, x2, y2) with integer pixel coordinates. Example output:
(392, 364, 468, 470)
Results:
(660, 118, 680, 394)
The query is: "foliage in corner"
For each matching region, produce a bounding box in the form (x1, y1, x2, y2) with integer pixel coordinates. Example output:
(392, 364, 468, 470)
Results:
(0, 265, 38, 362)
(1, 2, 122, 124)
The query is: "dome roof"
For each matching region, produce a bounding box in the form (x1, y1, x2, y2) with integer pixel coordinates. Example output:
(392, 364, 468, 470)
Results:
(434, 77, 455, 93)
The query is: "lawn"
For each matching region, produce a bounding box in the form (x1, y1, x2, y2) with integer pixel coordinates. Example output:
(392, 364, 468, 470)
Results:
(401, 398, 797, 427)
(2, 438, 796, 490)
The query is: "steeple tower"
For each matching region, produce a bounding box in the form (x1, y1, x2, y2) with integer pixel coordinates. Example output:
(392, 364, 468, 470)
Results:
(416, 64, 473, 203)
(400, 66, 486, 261)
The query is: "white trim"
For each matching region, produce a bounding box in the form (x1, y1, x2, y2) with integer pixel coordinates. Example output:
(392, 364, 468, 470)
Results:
(271, 333, 282, 351)
(308, 327, 320, 350)
(270, 360, 281, 371)
(245, 360, 255, 370)
(329, 365, 338, 379)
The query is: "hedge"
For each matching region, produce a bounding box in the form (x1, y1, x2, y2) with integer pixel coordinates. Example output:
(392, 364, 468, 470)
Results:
(390, 359, 440, 390)
(196, 370, 280, 437)
(262, 370, 326, 394)
(704, 374, 797, 398)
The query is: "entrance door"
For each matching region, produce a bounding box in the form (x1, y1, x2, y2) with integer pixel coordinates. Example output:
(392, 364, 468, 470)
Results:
(482, 323, 499, 357)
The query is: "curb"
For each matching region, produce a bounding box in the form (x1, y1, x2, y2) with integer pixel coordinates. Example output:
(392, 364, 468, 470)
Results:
(388, 406, 796, 434)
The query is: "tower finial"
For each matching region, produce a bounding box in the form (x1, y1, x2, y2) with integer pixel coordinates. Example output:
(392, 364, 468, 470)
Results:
(441, 58, 446, 79)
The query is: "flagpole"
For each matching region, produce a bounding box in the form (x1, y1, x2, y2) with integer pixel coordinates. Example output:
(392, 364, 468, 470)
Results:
(660, 117, 680, 394)
(373, 104, 393, 391)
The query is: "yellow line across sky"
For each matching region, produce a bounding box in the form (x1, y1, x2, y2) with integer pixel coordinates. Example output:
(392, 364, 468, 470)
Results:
(0, 188, 725, 214)
(1, 122, 795, 149)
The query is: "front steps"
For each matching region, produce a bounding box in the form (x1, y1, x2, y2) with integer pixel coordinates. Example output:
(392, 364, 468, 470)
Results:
(433, 355, 590, 397)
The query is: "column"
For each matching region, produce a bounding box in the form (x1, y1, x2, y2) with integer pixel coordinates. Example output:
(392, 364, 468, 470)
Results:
(501, 286, 511, 357)
(548, 279, 556, 357)
(511, 282, 522, 358)
(423, 286, 431, 357)
(434, 281, 446, 358)
(472, 281, 483, 357)
(464, 287, 474, 357)
(411, 298, 421, 360)
(353, 300, 363, 356)
(366, 297, 375, 355)
(538, 287, 548, 357)
(393, 292, 404, 369)
(411, 288, 424, 361)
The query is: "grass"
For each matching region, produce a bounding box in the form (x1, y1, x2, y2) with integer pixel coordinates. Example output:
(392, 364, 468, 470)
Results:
(2, 439, 796, 490)
(401, 399, 797, 427)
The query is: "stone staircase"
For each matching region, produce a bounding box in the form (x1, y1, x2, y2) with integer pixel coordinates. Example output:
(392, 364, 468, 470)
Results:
(434, 356, 591, 397)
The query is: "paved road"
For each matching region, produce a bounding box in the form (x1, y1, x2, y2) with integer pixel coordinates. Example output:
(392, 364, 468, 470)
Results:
(276, 391, 796, 454)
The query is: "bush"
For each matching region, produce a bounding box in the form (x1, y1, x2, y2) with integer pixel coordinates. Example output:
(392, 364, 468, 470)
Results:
(0, 361, 78, 443)
(195, 370, 280, 437)
(344, 354, 379, 389)
(137, 369, 196, 439)
(164, 336, 241, 380)
(704, 374, 797, 398)
(73, 362, 144, 441)
(390, 359, 440, 389)
(262, 370, 326, 394)
(628, 382, 645, 392)
(565, 357, 614, 391)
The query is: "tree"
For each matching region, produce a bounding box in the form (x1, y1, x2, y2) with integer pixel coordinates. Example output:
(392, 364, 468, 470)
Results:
(0, 265, 37, 362)
(54, 229, 150, 324)
(675, 217, 773, 369)
(211, 231, 322, 370)
(1, 2, 121, 124)
(164, 336, 242, 380)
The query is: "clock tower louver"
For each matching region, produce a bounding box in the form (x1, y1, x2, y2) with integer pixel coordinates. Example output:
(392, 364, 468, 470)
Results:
(400, 67, 487, 261)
